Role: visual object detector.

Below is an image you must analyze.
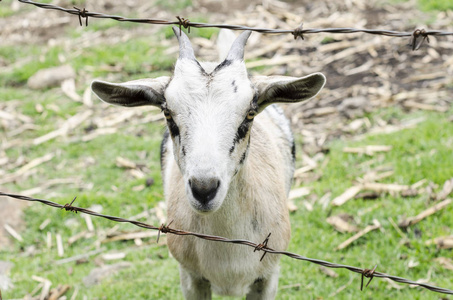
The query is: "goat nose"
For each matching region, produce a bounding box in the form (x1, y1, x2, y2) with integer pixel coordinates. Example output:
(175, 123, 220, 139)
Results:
(189, 177, 220, 204)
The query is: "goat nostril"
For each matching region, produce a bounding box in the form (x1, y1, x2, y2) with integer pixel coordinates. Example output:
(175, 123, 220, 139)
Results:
(189, 177, 220, 205)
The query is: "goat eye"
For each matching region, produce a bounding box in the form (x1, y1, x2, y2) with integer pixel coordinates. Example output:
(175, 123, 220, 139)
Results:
(246, 110, 257, 120)
(163, 109, 172, 120)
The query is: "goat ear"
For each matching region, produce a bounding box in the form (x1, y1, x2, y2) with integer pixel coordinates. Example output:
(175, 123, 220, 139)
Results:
(252, 73, 326, 111)
(91, 77, 170, 107)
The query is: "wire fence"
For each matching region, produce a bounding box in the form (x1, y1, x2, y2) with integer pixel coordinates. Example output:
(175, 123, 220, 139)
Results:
(0, 191, 452, 295)
(14, 0, 453, 50)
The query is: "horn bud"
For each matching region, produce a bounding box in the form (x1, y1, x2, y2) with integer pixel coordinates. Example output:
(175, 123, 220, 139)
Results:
(225, 30, 252, 61)
(172, 26, 196, 60)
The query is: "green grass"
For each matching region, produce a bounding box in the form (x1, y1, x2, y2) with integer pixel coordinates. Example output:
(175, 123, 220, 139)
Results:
(0, 0, 80, 17)
(71, 39, 175, 77)
(418, 0, 453, 11)
(155, 0, 192, 12)
(282, 109, 453, 299)
(0, 39, 174, 87)
(0, 5, 14, 18)
(389, 0, 453, 11)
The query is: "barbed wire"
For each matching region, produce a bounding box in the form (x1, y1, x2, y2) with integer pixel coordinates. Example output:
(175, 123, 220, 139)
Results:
(3, 0, 453, 296)
(1, 191, 452, 295)
(15, 0, 453, 50)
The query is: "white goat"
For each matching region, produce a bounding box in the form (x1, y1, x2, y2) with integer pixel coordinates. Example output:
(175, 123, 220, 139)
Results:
(91, 27, 325, 299)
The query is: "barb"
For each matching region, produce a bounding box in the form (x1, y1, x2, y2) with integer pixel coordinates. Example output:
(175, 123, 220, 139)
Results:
(157, 220, 174, 244)
(410, 28, 430, 50)
(74, 6, 89, 27)
(1, 191, 452, 295)
(16, 0, 453, 50)
(254, 232, 272, 261)
(292, 23, 305, 40)
(176, 16, 191, 34)
(62, 196, 78, 213)
(361, 264, 377, 291)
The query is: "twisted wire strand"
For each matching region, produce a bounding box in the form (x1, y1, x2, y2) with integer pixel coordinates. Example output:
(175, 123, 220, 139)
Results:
(16, 0, 453, 42)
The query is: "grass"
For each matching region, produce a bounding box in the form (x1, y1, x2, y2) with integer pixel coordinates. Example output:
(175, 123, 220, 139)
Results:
(155, 0, 193, 12)
(418, 0, 453, 11)
(283, 109, 453, 299)
(388, 0, 453, 11)
(1, 1, 452, 299)
(1, 40, 174, 87)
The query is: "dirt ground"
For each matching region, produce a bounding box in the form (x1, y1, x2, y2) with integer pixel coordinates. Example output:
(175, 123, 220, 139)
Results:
(0, 195, 27, 248)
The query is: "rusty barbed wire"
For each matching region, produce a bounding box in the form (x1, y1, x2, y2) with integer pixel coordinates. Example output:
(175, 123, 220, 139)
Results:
(16, 0, 453, 50)
(1, 191, 452, 295)
(73, 6, 89, 27)
(361, 264, 377, 291)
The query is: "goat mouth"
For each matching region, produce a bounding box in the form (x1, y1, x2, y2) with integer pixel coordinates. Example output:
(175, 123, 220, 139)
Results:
(189, 201, 219, 214)
(187, 189, 223, 214)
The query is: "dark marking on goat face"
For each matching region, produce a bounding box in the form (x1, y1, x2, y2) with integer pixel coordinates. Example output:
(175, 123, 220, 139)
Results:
(229, 145, 235, 155)
(239, 140, 250, 165)
(236, 118, 252, 140)
(291, 140, 296, 162)
(160, 129, 170, 170)
(239, 150, 247, 165)
(213, 59, 232, 73)
(230, 117, 253, 154)
(194, 60, 208, 77)
(167, 118, 180, 139)
(232, 80, 238, 93)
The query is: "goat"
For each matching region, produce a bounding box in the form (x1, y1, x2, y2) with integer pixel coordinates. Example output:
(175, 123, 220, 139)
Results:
(91, 27, 325, 299)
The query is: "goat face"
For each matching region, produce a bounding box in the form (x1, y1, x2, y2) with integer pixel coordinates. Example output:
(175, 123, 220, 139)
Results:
(163, 55, 257, 213)
(91, 28, 326, 214)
